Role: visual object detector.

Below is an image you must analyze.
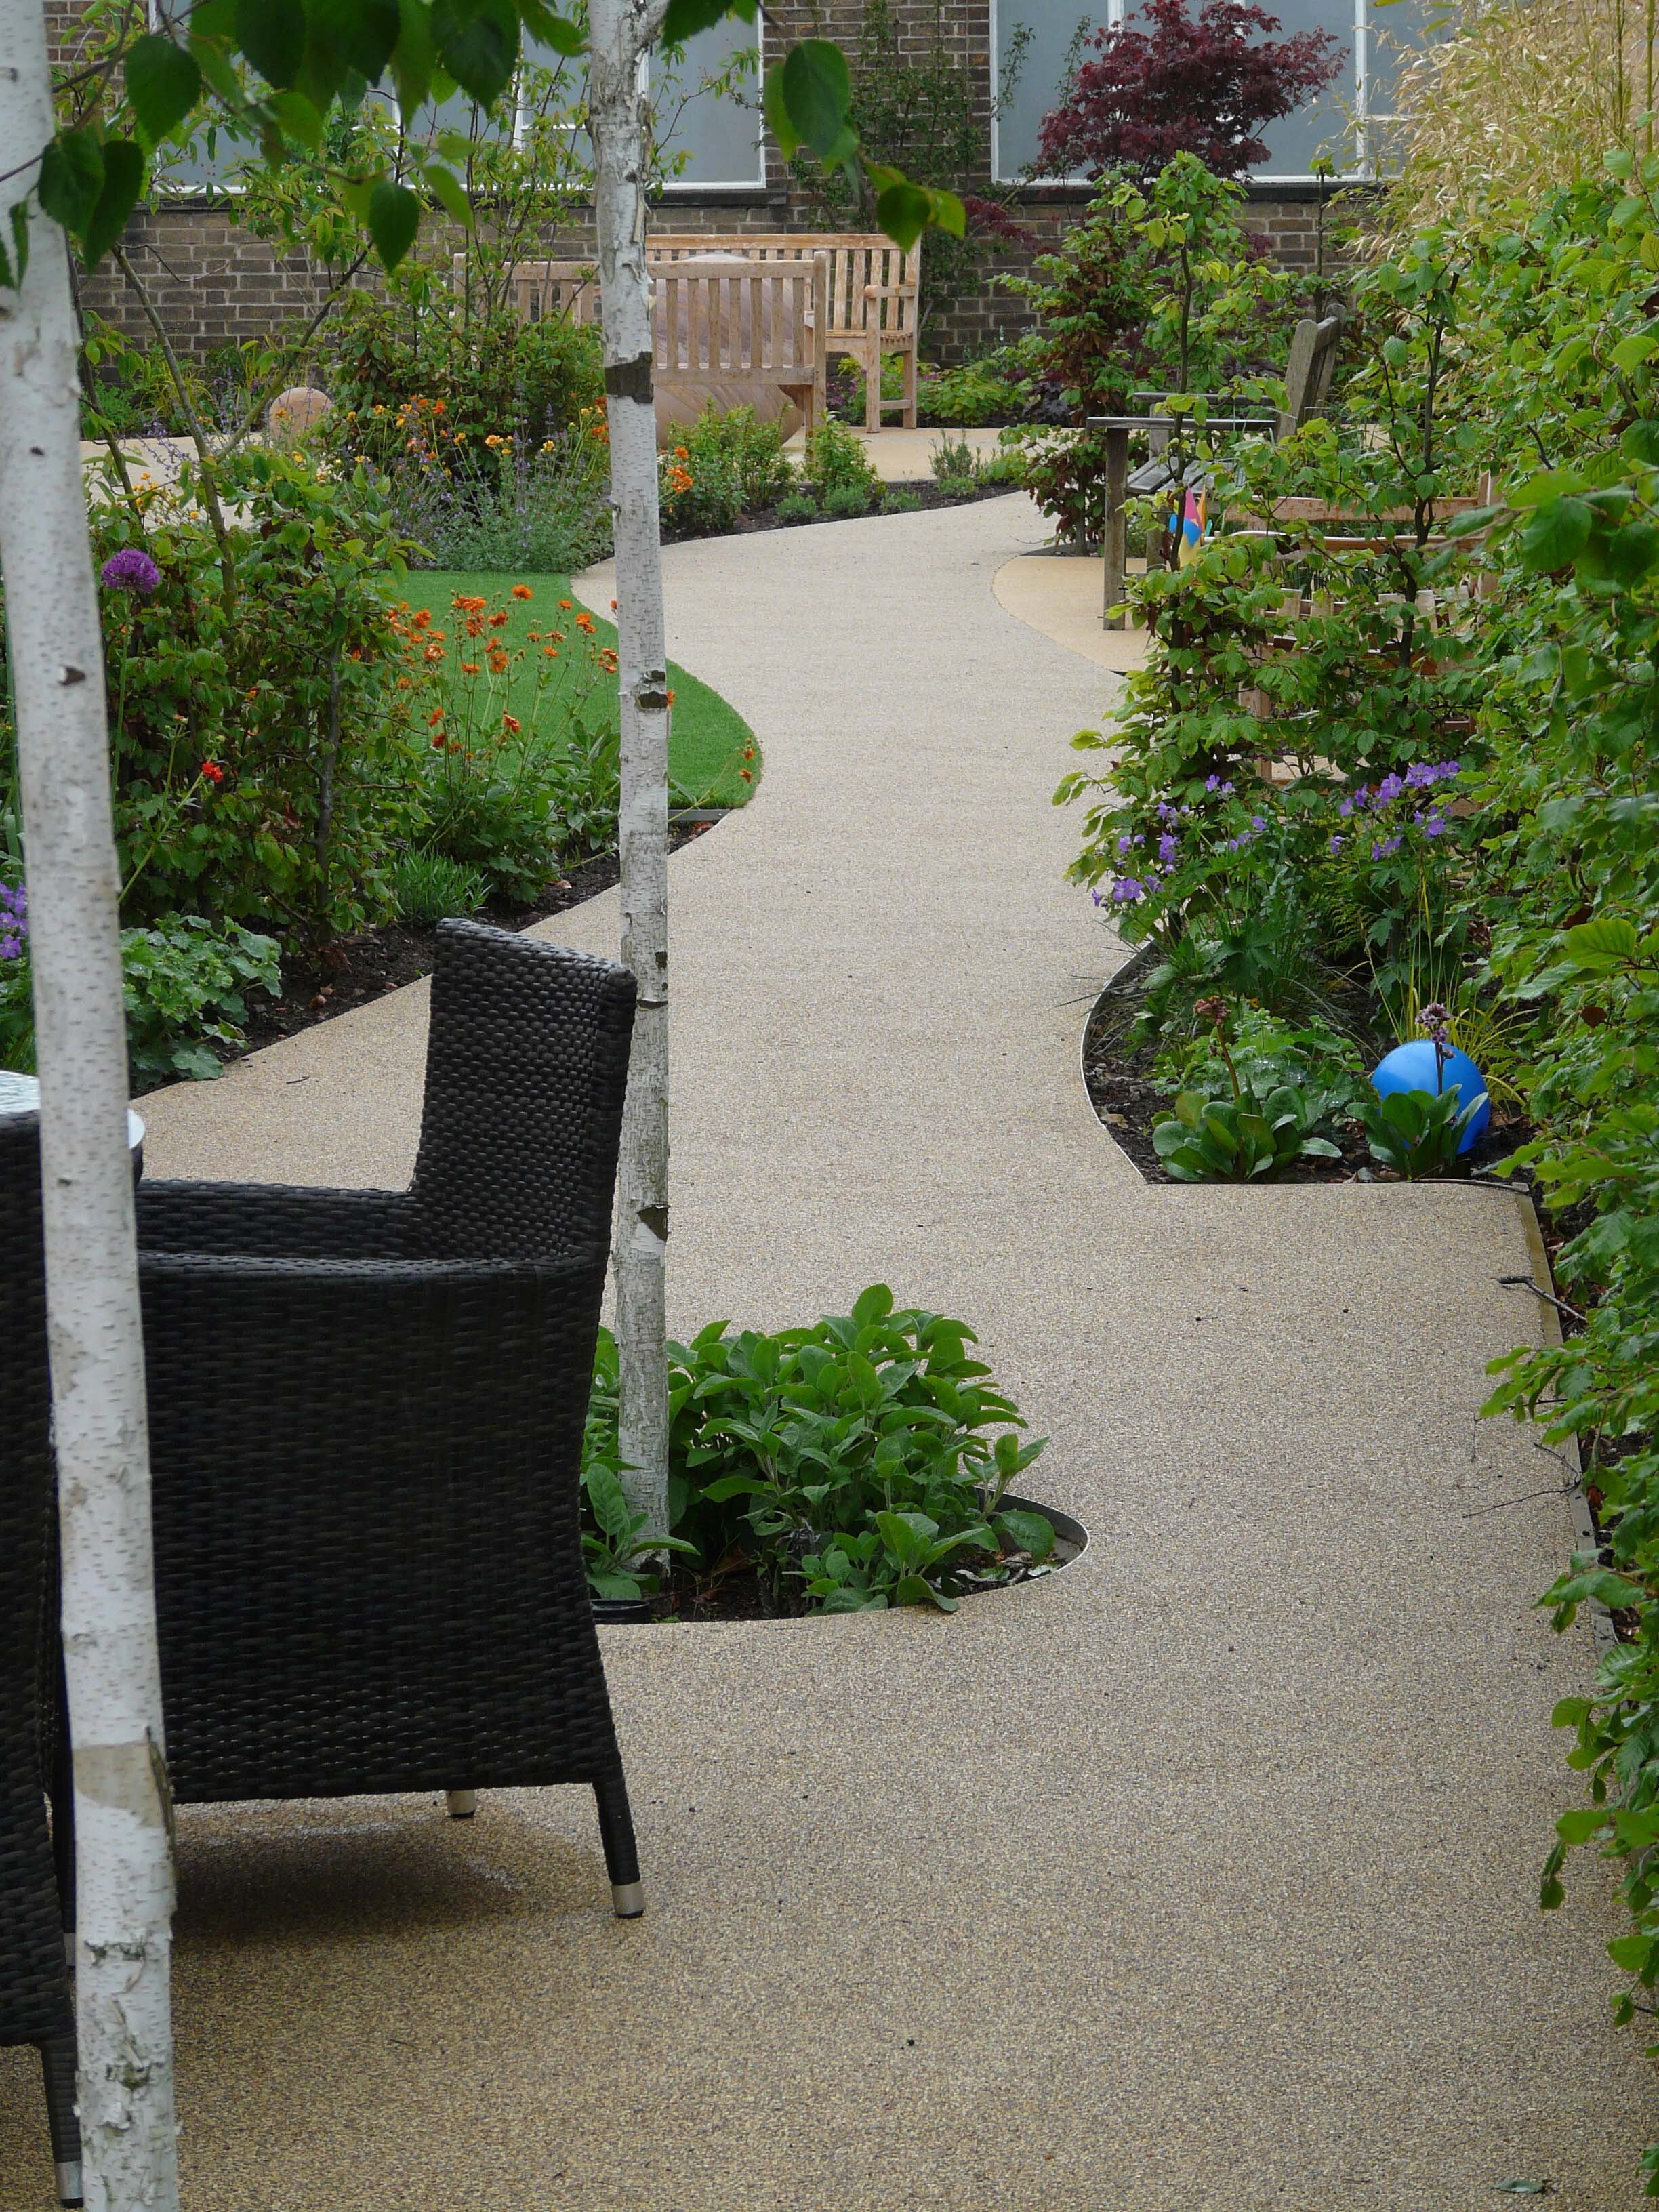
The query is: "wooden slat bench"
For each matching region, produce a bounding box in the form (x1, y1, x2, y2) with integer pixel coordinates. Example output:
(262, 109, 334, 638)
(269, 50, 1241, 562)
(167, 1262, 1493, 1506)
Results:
(647, 232, 920, 431)
(504, 256, 829, 443)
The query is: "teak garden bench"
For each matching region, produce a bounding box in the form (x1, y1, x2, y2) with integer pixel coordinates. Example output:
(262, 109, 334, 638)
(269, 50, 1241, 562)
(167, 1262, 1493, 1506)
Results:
(647, 232, 921, 431)
(504, 255, 829, 442)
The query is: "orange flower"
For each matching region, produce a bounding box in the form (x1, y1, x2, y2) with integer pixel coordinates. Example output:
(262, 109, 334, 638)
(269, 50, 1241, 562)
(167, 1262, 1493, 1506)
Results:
(428, 709, 445, 726)
(610, 598, 619, 610)
(575, 611, 596, 634)
(551, 630, 566, 643)
(432, 400, 446, 414)
(512, 584, 533, 600)
(502, 713, 521, 733)
(412, 609, 432, 630)
(454, 594, 487, 613)
(424, 643, 445, 663)
(431, 732, 447, 749)
(739, 768, 752, 781)
(465, 615, 483, 637)
(666, 688, 676, 705)
(598, 647, 619, 673)
(558, 598, 573, 610)
(544, 647, 559, 659)
(489, 611, 509, 628)
(461, 661, 481, 675)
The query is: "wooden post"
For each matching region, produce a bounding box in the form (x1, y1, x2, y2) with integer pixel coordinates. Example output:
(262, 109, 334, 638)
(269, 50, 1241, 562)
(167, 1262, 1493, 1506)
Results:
(1103, 423, 1129, 632)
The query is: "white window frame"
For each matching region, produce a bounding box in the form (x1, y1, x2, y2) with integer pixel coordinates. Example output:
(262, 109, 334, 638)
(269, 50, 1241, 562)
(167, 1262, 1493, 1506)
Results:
(989, 0, 1395, 186)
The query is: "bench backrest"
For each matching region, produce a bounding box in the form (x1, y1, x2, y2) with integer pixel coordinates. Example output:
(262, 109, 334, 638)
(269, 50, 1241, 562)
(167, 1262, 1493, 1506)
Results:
(647, 232, 920, 340)
(501, 256, 827, 415)
(1280, 313, 1344, 438)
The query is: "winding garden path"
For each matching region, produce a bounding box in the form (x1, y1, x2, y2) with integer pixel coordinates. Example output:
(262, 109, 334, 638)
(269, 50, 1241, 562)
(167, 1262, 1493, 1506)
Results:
(5, 494, 1651, 2207)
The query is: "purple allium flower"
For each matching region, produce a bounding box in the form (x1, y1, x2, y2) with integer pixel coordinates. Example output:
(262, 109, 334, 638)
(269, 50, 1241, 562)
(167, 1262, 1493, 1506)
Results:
(1158, 832, 1179, 864)
(100, 548, 161, 597)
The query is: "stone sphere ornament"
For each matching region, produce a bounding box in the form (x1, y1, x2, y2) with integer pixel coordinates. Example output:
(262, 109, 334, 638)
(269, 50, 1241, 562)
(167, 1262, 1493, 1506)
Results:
(1370, 1038, 1490, 1153)
(266, 386, 333, 443)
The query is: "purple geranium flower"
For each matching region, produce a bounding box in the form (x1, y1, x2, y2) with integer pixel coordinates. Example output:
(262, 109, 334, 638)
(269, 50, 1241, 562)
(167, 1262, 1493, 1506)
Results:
(1423, 813, 1447, 838)
(1329, 834, 1344, 854)
(1110, 878, 1145, 903)
(1376, 773, 1405, 805)
(1158, 832, 1179, 864)
(100, 548, 161, 597)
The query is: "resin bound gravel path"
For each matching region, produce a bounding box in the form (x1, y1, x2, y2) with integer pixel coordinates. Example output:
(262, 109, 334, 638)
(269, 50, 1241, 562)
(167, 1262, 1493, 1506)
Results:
(4, 493, 1652, 2209)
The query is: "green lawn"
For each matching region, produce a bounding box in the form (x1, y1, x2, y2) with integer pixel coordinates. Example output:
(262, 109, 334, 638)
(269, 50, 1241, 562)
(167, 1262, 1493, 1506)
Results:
(403, 569, 757, 807)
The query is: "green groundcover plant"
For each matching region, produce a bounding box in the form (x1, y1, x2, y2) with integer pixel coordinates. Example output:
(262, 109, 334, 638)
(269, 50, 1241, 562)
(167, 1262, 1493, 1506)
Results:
(580, 1285, 1054, 1614)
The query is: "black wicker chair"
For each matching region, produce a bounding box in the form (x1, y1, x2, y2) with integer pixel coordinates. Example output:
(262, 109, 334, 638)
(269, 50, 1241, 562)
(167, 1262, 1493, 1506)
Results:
(130, 922, 647, 1914)
(0, 1116, 87, 2209)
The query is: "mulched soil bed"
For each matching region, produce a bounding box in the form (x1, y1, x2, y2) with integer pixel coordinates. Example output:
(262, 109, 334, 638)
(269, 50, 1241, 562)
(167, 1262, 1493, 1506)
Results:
(142, 821, 717, 1094)
(1082, 956, 1531, 1187)
(663, 478, 1015, 544)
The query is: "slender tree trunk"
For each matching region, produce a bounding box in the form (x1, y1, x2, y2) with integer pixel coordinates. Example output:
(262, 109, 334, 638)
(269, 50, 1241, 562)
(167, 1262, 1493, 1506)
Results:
(0, 7, 180, 2207)
(589, 0, 672, 1538)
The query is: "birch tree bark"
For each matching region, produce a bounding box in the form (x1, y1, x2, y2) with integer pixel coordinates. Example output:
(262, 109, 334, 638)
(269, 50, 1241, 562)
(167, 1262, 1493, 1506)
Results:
(588, 0, 672, 1539)
(0, 5, 180, 2205)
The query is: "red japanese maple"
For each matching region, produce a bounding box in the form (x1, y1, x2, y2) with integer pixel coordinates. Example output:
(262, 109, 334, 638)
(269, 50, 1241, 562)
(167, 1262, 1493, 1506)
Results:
(1035, 0, 1343, 183)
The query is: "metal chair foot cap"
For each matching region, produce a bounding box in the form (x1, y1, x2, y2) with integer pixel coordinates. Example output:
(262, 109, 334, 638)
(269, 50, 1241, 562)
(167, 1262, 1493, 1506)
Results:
(611, 1881, 645, 1918)
(56, 2158, 83, 2207)
(445, 1790, 478, 1819)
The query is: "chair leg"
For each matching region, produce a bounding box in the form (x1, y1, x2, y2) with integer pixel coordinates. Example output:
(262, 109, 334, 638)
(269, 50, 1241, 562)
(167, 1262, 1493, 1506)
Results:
(864, 344, 881, 435)
(593, 1769, 644, 1917)
(38, 2036, 82, 2208)
(445, 1789, 478, 1820)
(902, 342, 918, 430)
(52, 1652, 75, 1948)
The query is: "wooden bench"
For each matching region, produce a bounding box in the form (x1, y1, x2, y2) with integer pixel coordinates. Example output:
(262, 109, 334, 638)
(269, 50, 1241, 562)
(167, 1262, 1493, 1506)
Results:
(504, 256, 828, 443)
(648, 232, 921, 431)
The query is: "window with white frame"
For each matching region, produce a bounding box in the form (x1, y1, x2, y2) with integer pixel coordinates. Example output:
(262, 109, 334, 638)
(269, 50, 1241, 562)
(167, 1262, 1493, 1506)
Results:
(991, 0, 1426, 183)
(653, 16, 764, 188)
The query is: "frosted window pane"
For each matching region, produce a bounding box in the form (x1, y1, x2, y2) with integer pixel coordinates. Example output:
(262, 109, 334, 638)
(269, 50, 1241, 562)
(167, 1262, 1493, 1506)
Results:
(657, 18, 762, 184)
(995, 6, 1103, 180)
(1254, 0, 1354, 175)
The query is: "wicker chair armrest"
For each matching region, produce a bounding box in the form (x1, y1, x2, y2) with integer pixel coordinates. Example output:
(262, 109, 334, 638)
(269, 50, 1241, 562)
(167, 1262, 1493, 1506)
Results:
(137, 1181, 411, 1260)
(138, 1248, 594, 1299)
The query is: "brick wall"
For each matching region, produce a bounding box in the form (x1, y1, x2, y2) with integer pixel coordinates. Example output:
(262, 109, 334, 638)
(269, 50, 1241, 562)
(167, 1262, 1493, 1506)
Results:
(56, 0, 1370, 369)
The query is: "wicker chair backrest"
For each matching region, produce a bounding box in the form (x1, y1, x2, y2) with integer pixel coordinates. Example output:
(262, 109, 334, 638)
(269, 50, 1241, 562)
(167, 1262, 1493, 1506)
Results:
(405, 920, 637, 1263)
(0, 1119, 78, 2049)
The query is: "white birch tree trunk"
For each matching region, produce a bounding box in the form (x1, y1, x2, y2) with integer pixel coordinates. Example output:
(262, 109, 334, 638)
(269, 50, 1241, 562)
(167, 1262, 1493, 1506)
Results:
(0, 6, 180, 2206)
(588, 0, 672, 1540)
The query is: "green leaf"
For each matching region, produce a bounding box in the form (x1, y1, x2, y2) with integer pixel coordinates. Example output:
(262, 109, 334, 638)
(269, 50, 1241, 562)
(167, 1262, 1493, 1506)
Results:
(234, 0, 307, 87)
(432, 0, 518, 109)
(1555, 1807, 1611, 1845)
(424, 162, 473, 226)
(661, 0, 747, 43)
(308, 0, 401, 80)
(520, 0, 587, 54)
(1551, 1697, 1594, 1727)
(893, 1572, 955, 1611)
(81, 138, 145, 269)
(1562, 917, 1639, 969)
(189, 30, 246, 104)
(391, 0, 436, 114)
(125, 33, 204, 144)
(1519, 496, 1593, 570)
(1608, 1931, 1655, 1973)
(762, 62, 801, 159)
(926, 186, 966, 239)
(780, 39, 851, 160)
(270, 89, 323, 148)
(37, 130, 104, 237)
(1612, 330, 1659, 373)
(367, 177, 420, 270)
(876, 181, 932, 253)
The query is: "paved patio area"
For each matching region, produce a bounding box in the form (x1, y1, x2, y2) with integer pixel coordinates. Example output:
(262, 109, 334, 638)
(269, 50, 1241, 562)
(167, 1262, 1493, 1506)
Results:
(3, 491, 1649, 2207)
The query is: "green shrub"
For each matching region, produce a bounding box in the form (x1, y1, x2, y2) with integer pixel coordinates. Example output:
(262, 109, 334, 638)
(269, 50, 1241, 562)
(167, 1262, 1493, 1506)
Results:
(326, 293, 604, 465)
(390, 852, 491, 926)
(823, 482, 876, 518)
(936, 474, 977, 501)
(1152, 1087, 1341, 1180)
(929, 432, 979, 482)
(804, 417, 882, 500)
(659, 405, 795, 537)
(2, 906, 281, 1086)
(1357, 1085, 1483, 1177)
(917, 359, 1021, 427)
(401, 423, 613, 573)
(775, 491, 820, 524)
(0, 449, 425, 951)
(882, 487, 924, 514)
(1155, 1006, 1368, 1132)
(581, 1285, 1052, 1614)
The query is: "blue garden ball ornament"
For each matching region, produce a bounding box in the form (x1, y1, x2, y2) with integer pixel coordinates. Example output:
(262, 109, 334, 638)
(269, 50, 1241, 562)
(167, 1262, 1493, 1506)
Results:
(1370, 1037, 1490, 1153)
